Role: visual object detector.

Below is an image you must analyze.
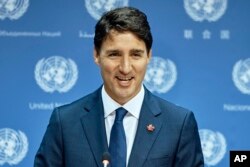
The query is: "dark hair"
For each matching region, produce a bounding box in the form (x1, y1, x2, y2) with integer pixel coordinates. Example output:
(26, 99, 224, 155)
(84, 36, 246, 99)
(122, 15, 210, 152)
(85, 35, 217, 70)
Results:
(94, 7, 153, 54)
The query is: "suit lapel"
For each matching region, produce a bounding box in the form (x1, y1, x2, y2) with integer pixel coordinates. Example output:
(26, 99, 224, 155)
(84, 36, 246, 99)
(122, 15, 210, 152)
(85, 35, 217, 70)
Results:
(128, 89, 163, 167)
(80, 88, 108, 167)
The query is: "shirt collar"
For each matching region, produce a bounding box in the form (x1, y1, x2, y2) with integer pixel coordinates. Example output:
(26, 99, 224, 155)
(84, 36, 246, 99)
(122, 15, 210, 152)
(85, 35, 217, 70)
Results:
(102, 85, 145, 119)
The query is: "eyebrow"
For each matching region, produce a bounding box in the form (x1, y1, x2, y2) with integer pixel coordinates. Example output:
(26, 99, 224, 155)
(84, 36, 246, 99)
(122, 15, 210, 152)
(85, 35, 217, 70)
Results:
(105, 49, 120, 54)
(104, 50, 120, 56)
(130, 49, 145, 54)
(105, 49, 145, 54)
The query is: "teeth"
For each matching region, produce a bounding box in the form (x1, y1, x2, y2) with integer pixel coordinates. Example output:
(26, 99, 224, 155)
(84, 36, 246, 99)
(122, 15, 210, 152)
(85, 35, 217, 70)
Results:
(117, 77, 132, 81)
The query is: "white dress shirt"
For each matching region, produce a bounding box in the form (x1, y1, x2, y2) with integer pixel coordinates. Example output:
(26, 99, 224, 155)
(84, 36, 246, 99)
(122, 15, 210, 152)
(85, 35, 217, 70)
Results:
(101, 85, 145, 165)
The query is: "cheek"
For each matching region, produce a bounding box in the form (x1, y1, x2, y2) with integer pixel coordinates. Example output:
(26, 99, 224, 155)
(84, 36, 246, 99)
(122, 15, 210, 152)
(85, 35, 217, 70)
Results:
(100, 62, 116, 77)
(136, 63, 148, 74)
(103, 64, 115, 73)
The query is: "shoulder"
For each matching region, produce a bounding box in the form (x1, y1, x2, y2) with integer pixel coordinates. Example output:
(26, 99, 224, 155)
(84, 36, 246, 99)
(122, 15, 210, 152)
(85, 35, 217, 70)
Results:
(53, 87, 102, 119)
(146, 90, 199, 135)
(146, 88, 190, 112)
(145, 88, 194, 122)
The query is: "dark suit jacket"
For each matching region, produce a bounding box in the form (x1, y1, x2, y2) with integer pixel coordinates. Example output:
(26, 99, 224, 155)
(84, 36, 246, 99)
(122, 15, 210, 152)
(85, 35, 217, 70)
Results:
(34, 87, 204, 167)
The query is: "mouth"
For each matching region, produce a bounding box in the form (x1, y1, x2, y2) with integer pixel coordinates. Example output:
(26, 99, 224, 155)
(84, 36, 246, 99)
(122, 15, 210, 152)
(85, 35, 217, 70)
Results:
(116, 76, 134, 86)
(116, 76, 134, 81)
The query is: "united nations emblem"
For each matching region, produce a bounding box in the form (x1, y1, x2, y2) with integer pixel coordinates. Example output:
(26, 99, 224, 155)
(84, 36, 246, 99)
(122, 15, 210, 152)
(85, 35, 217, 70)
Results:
(0, 128, 28, 165)
(144, 56, 177, 94)
(0, 0, 29, 20)
(85, 0, 129, 20)
(184, 0, 227, 22)
(35, 56, 78, 93)
(232, 58, 250, 95)
(199, 129, 227, 166)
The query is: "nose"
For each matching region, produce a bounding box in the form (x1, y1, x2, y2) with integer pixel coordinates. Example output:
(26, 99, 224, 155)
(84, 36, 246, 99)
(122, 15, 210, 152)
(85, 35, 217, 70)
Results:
(119, 56, 131, 74)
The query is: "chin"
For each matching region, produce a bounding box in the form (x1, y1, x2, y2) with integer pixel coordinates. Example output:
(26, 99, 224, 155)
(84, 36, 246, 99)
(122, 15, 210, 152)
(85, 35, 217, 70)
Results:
(119, 90, 135, 98)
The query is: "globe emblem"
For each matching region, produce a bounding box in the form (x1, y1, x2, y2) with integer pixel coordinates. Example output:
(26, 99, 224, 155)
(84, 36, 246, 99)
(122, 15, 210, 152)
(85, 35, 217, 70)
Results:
(0, 0, 29, 20)
(35, 56, 78, 93)
(232, 58, 250, 95)
(184, 0, 227, 22)
(144, 56, 177, 94)
(0, 128, 28, 165)
(85, 0, 129, 20)
(199, 129, 227, 166)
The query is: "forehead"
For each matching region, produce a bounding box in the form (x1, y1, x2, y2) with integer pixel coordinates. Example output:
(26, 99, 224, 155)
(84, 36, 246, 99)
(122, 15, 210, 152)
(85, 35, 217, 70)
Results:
(100, 30, 146, 50)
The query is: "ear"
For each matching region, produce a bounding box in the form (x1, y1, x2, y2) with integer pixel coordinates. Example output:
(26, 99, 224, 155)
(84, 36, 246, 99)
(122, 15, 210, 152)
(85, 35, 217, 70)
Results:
(93, 48, 100, 65)
(147, 49, 152, 64)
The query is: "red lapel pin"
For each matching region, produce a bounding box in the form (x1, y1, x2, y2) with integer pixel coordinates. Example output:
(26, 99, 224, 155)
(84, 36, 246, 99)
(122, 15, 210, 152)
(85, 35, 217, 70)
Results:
(147, 124, 155, 132)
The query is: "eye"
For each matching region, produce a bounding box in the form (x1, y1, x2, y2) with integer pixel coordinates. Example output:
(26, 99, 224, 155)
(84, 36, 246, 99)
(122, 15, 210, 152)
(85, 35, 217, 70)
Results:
(132, 53, 142, 59)
(130, 50, 144, 59)
(133, 53, 141, 57)
(108, 52, 119, 57)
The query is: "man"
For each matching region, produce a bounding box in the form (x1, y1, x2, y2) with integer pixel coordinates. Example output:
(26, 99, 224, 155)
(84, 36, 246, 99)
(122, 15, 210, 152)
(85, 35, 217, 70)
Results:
(34, 7, 204, 167)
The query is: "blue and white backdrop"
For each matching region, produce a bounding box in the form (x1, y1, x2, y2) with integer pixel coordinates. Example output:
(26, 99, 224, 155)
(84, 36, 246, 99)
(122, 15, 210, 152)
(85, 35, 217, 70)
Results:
(0, 0, 249, 166)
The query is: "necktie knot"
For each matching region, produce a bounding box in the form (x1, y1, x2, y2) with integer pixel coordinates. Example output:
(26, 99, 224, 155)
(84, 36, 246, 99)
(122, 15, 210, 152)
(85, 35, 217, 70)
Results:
(115, 107, 127, 121)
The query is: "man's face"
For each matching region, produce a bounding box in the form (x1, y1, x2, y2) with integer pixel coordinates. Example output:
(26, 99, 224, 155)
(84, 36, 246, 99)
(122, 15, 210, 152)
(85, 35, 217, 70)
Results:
(94, 30, 151, 105)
